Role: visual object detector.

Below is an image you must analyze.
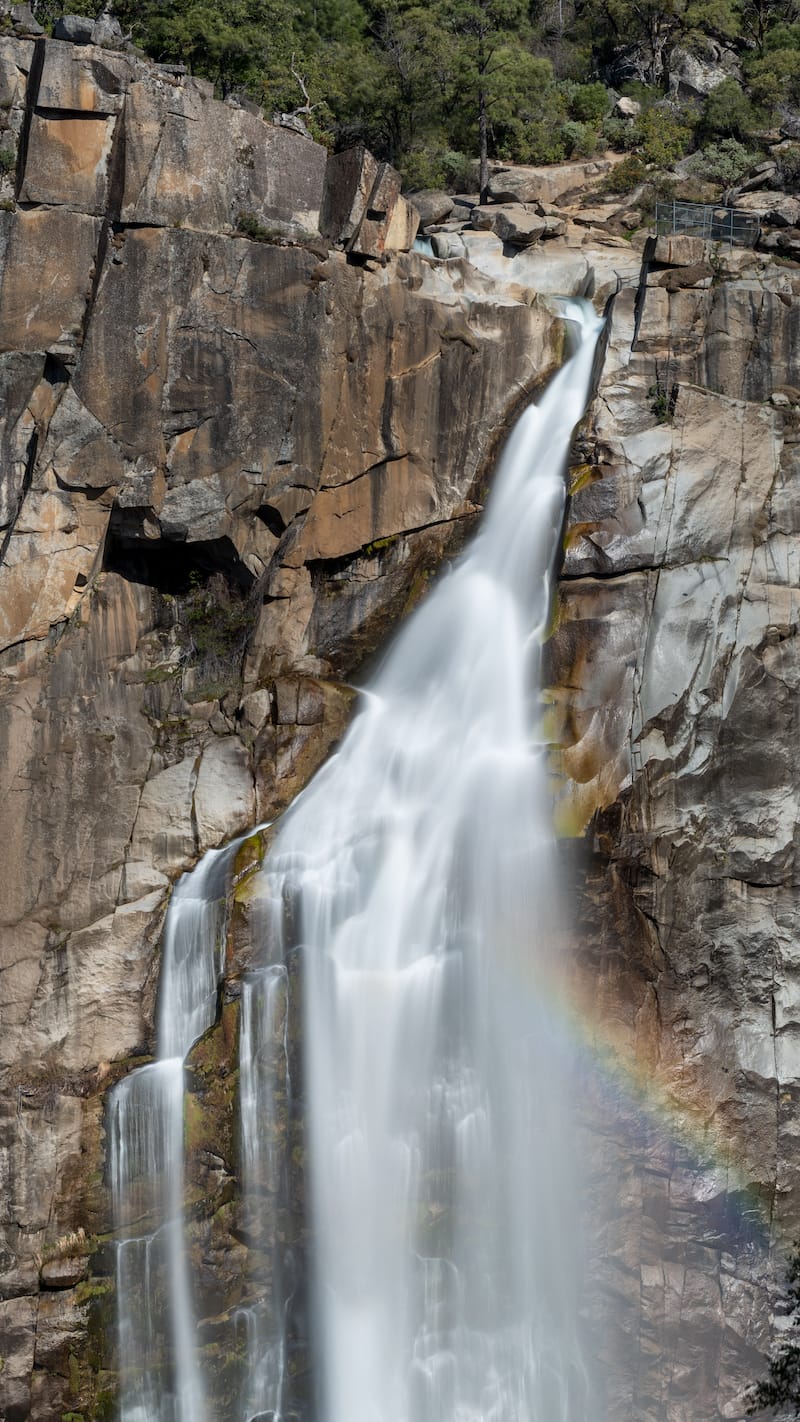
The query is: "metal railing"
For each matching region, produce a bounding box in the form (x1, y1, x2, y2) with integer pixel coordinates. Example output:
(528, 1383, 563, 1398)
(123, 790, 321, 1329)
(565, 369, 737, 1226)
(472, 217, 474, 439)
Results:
(654, 200, 760, 248)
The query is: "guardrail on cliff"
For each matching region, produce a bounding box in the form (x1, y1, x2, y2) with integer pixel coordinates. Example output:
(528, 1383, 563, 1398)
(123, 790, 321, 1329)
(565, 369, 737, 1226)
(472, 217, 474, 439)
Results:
(654, 200, 760, 247)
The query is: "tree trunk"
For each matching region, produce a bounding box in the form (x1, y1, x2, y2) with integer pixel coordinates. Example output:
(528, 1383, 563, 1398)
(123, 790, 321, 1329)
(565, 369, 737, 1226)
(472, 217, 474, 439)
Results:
(479, 83, 489, 203)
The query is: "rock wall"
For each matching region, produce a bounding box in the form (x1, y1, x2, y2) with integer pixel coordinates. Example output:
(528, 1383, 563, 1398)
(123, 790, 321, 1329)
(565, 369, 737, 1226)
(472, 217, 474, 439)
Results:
(0, 32, 568, 1422)
(3, 26, 799, 1422)
(549, 234, 800, 1420)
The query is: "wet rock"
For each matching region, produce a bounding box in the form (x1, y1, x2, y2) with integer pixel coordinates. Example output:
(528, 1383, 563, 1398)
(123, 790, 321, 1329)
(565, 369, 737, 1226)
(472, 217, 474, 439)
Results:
(431, 231, 467, 259)
(551, 236, 800, 1421)
(0, 43, 566, 1412)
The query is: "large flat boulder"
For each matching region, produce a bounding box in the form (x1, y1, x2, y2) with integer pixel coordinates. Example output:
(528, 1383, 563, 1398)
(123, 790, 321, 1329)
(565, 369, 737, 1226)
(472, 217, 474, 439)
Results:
(488, 158, 612, 206)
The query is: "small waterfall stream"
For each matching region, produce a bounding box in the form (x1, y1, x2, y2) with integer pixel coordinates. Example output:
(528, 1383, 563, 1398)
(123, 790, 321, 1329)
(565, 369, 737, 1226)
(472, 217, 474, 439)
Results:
(110, 298, 603, 1422)
(109, 843, 240, 1422)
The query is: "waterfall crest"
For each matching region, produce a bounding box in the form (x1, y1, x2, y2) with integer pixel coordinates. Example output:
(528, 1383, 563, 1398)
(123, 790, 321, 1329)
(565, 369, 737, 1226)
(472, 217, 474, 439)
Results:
(249, 298, 605, 1422)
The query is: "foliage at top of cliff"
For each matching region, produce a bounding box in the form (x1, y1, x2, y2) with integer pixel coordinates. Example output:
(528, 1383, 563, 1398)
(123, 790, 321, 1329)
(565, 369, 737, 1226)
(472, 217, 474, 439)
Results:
(33, 0, 800, 189)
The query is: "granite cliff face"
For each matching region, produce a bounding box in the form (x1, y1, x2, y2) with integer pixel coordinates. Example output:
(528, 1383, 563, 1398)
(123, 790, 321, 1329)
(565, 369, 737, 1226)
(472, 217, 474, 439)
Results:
(0, 32, 566, 1422)
(550, 235, 800, 1421)
(1, 26, 799, 1422)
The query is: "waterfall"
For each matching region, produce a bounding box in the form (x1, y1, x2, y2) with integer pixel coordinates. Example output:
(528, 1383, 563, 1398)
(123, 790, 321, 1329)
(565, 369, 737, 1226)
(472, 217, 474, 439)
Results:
(109, 841, 239, 1422)
(248, 298, 605, 1422)
(109, 298, 603, 1422)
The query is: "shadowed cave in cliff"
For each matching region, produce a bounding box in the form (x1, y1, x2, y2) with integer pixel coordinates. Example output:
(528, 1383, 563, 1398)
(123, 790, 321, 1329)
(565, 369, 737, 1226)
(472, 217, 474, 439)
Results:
(102, 522, 256, 598)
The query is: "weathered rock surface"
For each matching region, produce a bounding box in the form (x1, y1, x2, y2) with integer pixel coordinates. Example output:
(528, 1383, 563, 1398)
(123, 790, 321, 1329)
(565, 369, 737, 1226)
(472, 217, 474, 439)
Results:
(0, 35, 566, 1420)
(408, 189, 455, 228)
(1, 30, 798, 1421)
(548, 233, 800, 1421)
(488, 157, 614, 205)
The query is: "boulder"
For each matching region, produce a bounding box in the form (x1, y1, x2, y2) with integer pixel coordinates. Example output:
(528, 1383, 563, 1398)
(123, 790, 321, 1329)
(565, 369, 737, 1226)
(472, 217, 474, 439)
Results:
(21, 108, 117, 213)
(92, 12, 125, 47)
(488, 158, 611, 206)
(668, 43, 741, 98)
(119, 82, 327, 234)
(36, 40, 134, 113)
(53, 13, 95, 42)
(321, 146, 419, 256)
(431, 231, 467, 259)
(409, 190, 454, 228)
(469, 206, 494, 230)
(614, 96, 641, 118)
(734, 190, 800, 226)
(573, 203, 622, 227)
(489, 204, 547, 246)
(321, 143, 379, 245)
(40, 1256, 89, 1289)
(541, 214, 567, 238)
(383, 192, 420, 253)
(10, 2, 41, 34)
(0, 208, 101, 353)
(652, 233, 709, 266)
(762, 225, 800, 258)
(351, 161, 419, 257)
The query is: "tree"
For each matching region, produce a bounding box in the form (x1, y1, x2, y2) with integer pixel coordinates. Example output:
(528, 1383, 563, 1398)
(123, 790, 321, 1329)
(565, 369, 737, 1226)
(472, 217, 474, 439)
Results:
(740, 0, 800, 53)
(436, 0, 530, 198)
(750, 1248, 800, 1416)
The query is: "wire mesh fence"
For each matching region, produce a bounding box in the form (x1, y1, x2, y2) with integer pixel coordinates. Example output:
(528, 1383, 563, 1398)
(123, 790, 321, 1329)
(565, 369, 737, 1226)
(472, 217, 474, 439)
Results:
(654, 200, 760, 247)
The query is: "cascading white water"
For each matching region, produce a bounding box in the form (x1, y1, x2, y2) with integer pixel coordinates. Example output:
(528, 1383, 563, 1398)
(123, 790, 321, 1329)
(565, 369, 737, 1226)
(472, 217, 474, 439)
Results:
(248, 299, 605, 1422)
(237, 964, 295, 1422)
(109, 843, 238, 1422)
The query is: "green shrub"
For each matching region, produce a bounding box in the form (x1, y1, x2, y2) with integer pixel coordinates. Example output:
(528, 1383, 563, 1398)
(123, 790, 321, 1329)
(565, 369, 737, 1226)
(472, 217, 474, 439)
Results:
(701, 78, 756, 138)
(687, 137, 761, 185)
(182, 572, 255, 668)
(638, 107, 693, 165)
(401, 147, 477, 192)
(561, 119, 598, 157)
(746, 48, 800, 111)
(766, 21, 800, 49)
(600, 153, 646, 193)
(602, 115, 643, 151)
(236, 211, 281, 242)
(778, 143, 800, 189)
(440, 149, 479, 191)
(570, 81, 612, 123)
(496, 118, 567, 165)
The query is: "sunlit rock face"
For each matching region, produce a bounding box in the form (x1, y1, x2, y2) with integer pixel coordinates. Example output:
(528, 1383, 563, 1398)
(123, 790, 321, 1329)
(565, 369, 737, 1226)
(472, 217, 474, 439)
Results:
(549, 241, 800, 1421)
(0, 33, 566, 1421)
(4, 28, 800, 1421)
